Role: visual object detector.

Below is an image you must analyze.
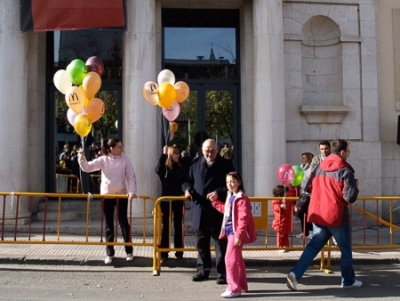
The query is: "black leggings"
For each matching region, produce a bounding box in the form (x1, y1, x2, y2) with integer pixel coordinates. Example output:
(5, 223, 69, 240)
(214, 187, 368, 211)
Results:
(103, 198, 133, 256)
(160, 200, 184, 258)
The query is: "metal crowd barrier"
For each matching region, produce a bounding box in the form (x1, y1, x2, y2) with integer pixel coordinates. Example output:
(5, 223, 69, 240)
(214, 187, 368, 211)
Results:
(152, 196, 400, 275)
(0, 192, 399, 275)
(0, 192, 155, 249)
(55, 174, 81, 193)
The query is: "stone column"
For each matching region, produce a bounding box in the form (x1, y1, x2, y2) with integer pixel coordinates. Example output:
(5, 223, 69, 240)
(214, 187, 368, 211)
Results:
(0, 1, 30, 218)
(240, 0, 255, 195)
(253, 0, 286, 196)
(123, 0, 158, 207)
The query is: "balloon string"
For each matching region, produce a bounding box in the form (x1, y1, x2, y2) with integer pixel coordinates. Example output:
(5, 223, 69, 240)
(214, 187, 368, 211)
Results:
(79, 136, 85, 193)
(161, 110, 169, 146)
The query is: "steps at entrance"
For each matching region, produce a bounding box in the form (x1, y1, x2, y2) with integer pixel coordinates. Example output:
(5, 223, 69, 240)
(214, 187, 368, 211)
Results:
(36, 200, 102, 221)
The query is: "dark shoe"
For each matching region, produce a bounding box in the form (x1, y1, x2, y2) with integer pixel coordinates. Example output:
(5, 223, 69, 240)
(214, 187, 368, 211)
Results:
(216, 276, 227, 285)
(192, 273, 209, 282)
(160, 256, 168, 265)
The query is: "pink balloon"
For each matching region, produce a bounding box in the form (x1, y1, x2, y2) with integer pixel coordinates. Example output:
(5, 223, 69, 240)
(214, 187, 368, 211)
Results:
(66, 108, 78, 126)
(162, 101, 180, 122)
(277, 164, 295, 186)
(67, 108, 86, 126)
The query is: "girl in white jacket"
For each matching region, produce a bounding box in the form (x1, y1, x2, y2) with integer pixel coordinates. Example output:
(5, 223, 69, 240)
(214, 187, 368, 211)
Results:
(78, 138, 137, 264)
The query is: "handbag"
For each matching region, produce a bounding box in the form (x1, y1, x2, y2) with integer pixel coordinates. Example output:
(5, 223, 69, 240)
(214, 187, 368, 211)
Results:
(296, 192, 310, 214)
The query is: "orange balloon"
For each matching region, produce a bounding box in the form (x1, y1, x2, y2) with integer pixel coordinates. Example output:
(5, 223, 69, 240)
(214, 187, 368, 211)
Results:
(142, 81, 159, 106)
(65, 86, 85, 114)
(82, 72, 102, 99)
(73, 113, 92, 137)
(174, 81, 190, 103)
(169, 122, 178, 133)
(158, 82, 176, 109)
(87, 98, 105, 122)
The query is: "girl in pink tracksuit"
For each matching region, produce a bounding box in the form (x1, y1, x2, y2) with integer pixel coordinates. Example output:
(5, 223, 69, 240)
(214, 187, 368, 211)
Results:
(210, 171, 257, 298)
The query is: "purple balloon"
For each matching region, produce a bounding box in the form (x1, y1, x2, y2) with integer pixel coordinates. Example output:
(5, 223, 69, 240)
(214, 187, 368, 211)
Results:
(277, 164, 295, 186)
(85, 56, 104, 76)
(162, 101, 180, 122)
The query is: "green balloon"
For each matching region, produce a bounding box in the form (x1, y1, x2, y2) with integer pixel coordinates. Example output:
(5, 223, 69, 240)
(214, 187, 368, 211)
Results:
(67, 59, 87, 85)
(291, 165, 304, 187)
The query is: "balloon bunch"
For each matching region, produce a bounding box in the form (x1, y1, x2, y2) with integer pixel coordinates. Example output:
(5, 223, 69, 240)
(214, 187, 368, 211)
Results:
(142, 69, 190, 142)
(277, 164, 304, 187)
(53, 56, 105, 138)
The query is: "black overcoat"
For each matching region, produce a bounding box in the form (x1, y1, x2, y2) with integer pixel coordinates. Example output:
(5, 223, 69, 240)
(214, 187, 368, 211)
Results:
(182, 154, 235, 230)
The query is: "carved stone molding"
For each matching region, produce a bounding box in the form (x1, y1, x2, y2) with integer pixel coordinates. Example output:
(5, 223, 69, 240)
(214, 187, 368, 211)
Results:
(300, 105, 351, 124)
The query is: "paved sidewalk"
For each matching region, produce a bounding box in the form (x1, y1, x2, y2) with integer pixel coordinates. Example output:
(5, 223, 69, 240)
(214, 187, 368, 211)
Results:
(0, 234, 399, 268)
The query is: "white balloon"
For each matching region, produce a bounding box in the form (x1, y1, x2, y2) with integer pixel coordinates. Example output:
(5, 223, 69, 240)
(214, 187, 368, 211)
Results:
(53, 69, 73, 94)
(157, 69, 175, 85)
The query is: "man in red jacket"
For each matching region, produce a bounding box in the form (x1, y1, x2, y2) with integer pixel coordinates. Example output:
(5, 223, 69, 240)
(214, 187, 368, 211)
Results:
(287, 139, 362, 291)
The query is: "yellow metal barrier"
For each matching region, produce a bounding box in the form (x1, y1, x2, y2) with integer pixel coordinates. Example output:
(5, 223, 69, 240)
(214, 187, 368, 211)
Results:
(152, 196, 400, 275)
(321, 196, 400, 270)
(0, 192, 155, 250)
(1, 192, 400, 275)
(55, 174, 81, 193)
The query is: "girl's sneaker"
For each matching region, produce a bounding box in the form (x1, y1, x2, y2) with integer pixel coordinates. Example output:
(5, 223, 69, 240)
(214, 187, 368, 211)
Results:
(104, 256, 113, 265)
(221, 290, 241, 298)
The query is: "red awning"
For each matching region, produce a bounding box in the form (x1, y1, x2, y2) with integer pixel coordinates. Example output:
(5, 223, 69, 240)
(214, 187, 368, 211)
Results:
(20, 0, 126, 32)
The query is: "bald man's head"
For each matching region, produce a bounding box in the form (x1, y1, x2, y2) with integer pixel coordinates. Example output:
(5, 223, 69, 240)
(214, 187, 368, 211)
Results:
(202, 139, 218, 163)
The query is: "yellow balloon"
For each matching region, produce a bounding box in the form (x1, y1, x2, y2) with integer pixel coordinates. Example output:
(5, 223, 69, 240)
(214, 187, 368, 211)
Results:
(82, 72, 102, 99)
(158, 82, 176, 109)
(73, 113, 92, 137)
(79, 85, 90, 107)
(169, 122, 178, 133)
(65, 86, 85, 114)
(59, 160, 66, 169)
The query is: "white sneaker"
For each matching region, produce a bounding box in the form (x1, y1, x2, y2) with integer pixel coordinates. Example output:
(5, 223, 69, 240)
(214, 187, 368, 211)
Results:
(221, 290, 241, 298)
(279, 249, 289, 253)
(104, 256, 113, 264)
(296, 233, 304, 238)
(342, 280, 362, 288)
(126, 253, 134, 261)
(287, 272, 298, 291)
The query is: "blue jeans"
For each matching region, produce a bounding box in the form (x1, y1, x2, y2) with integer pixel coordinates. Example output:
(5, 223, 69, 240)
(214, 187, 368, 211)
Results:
(289, 223, 356, 286)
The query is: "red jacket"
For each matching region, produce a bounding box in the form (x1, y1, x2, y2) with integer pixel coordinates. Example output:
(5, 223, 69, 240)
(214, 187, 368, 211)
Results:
(212, 191, 257, 244)
(271, 185, 297, 234)
(304, 154, 359, 227)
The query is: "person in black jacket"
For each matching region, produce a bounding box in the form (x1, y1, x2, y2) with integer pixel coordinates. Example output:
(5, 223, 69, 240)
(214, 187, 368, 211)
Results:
(155, 145, 186, 262)
(182, 138, 235, 285)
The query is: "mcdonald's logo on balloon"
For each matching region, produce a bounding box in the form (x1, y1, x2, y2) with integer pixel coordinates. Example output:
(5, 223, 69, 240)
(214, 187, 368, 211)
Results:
(65, 86, 85, 114)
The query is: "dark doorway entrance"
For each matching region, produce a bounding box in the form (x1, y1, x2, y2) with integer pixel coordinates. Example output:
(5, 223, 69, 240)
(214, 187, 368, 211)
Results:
(162, 9, 241, 170)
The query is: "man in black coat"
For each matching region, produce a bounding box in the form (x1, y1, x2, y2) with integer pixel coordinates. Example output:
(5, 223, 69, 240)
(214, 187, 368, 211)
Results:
(182, 139, 235, 284)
